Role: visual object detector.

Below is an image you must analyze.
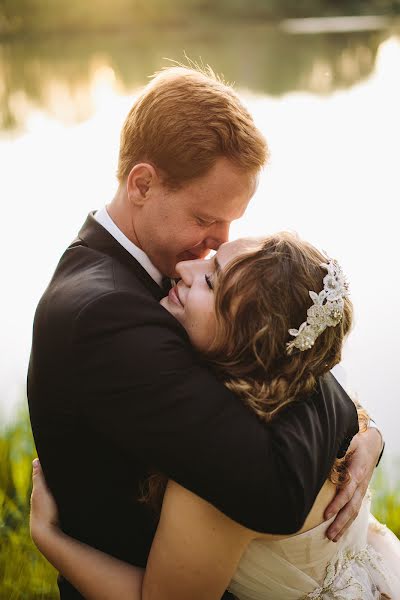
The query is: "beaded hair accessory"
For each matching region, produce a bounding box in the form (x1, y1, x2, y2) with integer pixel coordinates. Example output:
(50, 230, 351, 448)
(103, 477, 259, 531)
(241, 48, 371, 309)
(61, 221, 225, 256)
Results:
(286, 259, 350, 355)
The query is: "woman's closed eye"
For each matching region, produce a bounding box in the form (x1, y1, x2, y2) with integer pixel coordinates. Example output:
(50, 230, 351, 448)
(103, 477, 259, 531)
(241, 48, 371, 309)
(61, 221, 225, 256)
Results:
(205, 274, 214, 290)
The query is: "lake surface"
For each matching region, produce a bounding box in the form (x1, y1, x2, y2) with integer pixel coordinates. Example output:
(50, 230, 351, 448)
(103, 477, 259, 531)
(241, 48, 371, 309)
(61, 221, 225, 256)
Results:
(1, 20, 399, 454)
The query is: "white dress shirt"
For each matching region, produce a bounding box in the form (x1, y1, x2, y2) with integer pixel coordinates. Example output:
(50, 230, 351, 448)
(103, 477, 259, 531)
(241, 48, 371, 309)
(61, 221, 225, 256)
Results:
(94, 206, 163, 287)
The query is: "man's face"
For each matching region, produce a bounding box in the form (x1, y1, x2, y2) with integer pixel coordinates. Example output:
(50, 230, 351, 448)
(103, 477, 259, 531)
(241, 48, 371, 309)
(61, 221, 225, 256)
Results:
(133, 157, 258, 277)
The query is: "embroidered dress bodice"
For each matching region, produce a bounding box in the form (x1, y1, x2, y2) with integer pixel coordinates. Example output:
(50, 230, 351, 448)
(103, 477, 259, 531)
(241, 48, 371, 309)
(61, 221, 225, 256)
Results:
(228, 497, 400, 599)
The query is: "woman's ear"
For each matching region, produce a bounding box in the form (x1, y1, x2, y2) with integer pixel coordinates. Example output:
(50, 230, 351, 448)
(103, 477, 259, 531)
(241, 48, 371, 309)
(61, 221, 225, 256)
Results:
(126, 163, 157, 207)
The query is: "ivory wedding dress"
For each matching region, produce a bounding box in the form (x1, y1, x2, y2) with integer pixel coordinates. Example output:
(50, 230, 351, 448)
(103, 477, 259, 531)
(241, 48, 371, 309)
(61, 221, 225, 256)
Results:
(228, 496, 400, 599)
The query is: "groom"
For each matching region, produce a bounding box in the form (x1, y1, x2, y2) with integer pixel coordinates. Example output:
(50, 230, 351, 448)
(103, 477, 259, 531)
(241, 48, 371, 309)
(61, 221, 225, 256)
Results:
(28, 66, 383, 599)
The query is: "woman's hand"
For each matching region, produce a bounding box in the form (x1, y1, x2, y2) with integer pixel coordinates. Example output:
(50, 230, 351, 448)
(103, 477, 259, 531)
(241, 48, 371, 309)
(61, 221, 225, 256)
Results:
(30, 458, 59, 545)
(29, 459, 144, 600)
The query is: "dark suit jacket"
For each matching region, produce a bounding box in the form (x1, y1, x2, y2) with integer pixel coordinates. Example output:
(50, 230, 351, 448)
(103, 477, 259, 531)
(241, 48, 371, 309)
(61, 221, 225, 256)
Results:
(27, 213, 358, 599)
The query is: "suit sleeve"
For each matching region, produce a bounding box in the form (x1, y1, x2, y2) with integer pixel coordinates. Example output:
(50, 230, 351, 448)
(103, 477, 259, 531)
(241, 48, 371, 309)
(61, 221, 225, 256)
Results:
(73, 290, 359, 534)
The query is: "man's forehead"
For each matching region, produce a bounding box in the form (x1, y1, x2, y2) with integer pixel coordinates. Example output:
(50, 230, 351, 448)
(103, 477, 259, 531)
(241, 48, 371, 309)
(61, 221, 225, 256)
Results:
(187, 171, 256, 217)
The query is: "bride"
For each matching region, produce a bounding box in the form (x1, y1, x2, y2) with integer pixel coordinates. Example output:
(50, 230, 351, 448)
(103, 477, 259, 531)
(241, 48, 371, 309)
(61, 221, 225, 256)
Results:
(30, 232, 400, 599)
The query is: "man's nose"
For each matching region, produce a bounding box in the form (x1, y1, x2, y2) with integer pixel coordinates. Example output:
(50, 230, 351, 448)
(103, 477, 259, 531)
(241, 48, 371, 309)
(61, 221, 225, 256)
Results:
(205, 222, 230, 250)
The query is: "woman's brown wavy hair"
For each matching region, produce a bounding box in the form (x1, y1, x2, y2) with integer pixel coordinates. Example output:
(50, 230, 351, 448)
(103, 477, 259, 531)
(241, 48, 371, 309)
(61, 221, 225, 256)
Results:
(141, 232, 368, 513)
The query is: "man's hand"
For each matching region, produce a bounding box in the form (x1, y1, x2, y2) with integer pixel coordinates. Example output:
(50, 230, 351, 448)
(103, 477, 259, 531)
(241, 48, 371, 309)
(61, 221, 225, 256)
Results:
(324, 427, 383, 541)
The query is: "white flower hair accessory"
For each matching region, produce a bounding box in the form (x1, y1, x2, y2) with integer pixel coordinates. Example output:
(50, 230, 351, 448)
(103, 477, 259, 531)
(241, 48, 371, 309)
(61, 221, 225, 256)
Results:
(286, 259, 350, 355)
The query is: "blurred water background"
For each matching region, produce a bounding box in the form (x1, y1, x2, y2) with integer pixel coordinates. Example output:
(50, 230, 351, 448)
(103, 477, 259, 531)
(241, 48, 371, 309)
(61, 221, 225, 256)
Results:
(1, 2, 400, 597)
(0, 1, 399, 458)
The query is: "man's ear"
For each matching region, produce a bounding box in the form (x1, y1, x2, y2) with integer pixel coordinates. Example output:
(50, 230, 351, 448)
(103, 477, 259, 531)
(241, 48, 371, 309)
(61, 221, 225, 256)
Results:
(126, 163, 158, 207)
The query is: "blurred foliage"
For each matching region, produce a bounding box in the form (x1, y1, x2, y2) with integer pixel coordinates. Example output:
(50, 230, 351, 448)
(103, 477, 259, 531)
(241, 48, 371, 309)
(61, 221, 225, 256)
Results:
(0, 410, 399, 597)
(0, 0, 400, 36)
(371, 459, 400, 536)
(0, 409, 58, 599)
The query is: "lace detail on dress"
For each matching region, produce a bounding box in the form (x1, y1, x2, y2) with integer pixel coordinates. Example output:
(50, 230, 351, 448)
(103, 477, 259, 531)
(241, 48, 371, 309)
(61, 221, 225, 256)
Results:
(369, 519, 388, 536)
(304, 544, 390, 599)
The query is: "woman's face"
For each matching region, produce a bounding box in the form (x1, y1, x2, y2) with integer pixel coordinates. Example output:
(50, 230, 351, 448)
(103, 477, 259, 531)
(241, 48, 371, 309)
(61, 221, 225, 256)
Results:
(160, 239, 250, 352)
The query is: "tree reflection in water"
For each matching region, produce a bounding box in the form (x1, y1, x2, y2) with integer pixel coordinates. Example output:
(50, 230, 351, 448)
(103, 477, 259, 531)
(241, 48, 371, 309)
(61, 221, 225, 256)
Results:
(0, 23, 396, 131)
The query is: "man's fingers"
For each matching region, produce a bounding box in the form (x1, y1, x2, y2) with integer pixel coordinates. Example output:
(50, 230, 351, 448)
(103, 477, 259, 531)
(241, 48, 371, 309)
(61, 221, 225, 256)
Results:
(327, 510, 357, 542)
(326, 488, 363, 541)
(324, 429, 378, 542)
(324, 477, 357, 520)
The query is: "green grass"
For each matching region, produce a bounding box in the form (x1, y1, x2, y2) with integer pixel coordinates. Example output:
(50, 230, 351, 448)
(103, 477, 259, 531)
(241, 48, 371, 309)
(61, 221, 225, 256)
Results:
(0, 409, 399, 598)
(371, 459, 400, 537)
(0, 409, 58, 599)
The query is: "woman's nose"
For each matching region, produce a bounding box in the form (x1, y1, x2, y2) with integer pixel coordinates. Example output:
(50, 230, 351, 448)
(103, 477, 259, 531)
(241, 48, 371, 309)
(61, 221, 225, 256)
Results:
(175, 259, 194, 284)
(175, 258, 206, 284)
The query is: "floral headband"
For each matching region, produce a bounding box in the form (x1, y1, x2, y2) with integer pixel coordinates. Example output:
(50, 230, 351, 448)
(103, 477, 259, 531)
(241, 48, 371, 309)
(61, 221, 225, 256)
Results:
(286, 259, 350, 355)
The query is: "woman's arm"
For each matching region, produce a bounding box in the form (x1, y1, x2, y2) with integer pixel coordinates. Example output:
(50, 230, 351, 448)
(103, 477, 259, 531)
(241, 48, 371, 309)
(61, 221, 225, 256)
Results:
(31, 460, 254, 600)
(142, 480, 254, 600)
(30, 460, 144, 600)
(33, 525, 144, 600)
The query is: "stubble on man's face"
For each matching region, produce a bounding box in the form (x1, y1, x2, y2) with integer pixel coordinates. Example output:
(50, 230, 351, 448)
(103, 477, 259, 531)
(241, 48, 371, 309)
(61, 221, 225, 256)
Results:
(137, 158, 258, 277)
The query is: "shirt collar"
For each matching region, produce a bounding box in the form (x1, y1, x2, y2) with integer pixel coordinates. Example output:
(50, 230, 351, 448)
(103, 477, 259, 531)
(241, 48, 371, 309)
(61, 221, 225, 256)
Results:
(94, 207, 163, 287)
